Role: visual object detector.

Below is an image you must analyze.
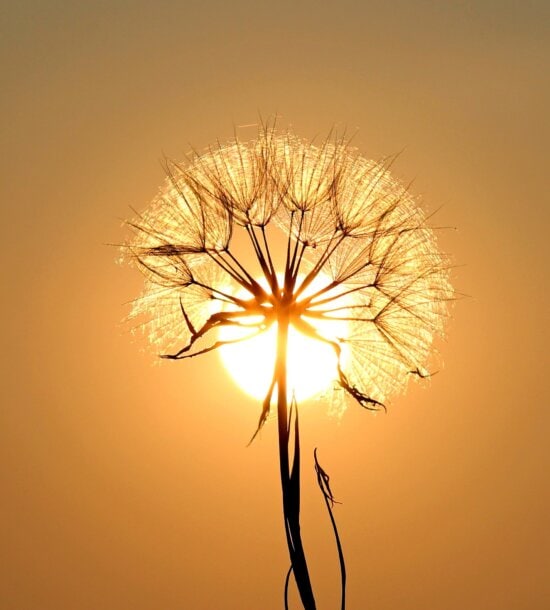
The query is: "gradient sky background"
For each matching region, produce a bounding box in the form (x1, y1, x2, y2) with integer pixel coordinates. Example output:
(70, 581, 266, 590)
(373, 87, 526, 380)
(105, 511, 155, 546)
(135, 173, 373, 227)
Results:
(2, 1, 549, 609)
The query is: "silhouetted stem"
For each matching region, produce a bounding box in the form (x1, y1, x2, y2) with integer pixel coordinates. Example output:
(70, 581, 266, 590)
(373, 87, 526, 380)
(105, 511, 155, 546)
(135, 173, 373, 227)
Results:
(284, 566, 293, 610)
(314, 449, 347, 610)
(276, 312, 316, 610)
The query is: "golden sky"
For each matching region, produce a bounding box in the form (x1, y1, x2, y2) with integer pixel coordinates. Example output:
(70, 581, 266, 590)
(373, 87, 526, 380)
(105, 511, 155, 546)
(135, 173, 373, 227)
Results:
(2, 1, 549, 609)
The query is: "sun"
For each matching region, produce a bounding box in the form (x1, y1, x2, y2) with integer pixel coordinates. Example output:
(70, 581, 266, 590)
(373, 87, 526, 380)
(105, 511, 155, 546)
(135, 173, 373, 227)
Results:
(218, 274, 350, 401)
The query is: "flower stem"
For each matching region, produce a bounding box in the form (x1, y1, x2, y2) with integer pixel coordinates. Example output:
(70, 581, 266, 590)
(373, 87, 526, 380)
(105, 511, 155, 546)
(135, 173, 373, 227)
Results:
(314, 448, 347, 610)
(276, 313, 317, 610)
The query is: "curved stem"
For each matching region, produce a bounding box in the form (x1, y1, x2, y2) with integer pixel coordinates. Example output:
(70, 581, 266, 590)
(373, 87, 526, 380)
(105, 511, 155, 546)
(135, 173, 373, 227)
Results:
(276, 315, 317, 610)
(314, 449, 346, 610)
(284, 565, 293, 610)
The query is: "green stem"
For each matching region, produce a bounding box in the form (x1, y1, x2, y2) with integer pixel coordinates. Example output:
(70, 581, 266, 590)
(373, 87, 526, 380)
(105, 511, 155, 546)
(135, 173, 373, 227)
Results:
(276, 313, 316, 610)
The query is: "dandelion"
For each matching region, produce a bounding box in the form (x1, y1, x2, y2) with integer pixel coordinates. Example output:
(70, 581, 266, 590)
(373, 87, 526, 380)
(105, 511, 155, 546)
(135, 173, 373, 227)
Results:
(123, 124, 453, 609)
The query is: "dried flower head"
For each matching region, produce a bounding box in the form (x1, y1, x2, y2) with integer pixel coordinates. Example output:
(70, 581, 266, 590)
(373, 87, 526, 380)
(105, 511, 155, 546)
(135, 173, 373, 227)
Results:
(124, 126, 452, 429)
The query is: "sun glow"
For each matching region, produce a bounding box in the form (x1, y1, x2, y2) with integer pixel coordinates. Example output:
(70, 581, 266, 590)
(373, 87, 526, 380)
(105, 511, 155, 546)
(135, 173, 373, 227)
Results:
(218, 275, 350, 401)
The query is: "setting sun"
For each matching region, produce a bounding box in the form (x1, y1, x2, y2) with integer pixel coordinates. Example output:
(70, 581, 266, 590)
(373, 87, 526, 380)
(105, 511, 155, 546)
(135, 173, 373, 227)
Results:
(218, 274, 350, 401)
(218, 315, 348, 402)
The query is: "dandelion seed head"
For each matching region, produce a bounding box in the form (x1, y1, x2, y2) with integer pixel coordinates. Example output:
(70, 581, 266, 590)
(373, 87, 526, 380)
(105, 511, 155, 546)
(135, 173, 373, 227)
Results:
(123, 125, 453, 413)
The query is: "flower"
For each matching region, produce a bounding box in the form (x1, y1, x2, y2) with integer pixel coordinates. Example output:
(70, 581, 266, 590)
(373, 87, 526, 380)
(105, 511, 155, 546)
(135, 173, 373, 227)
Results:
(124, 125, 452, 426)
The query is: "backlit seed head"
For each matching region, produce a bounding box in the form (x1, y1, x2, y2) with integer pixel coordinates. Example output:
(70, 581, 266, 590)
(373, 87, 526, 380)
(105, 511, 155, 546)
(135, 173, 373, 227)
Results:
(123, 124, 453, 417)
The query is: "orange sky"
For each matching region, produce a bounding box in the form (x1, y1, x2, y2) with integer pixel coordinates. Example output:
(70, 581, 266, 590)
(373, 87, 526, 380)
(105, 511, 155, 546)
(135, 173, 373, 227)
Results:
(2, 1, 549, 609)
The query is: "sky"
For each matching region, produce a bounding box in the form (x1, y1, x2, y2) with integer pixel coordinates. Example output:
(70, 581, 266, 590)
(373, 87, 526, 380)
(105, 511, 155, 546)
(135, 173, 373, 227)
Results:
(2, 1, 549, 609)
